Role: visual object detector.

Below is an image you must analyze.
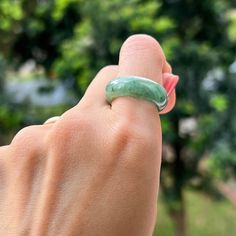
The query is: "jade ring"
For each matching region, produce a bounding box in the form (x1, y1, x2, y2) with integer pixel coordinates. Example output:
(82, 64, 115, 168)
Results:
(105, 76, 168, 112)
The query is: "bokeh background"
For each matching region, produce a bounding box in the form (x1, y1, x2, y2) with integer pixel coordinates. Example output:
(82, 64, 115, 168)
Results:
(1, 0, 236, 235)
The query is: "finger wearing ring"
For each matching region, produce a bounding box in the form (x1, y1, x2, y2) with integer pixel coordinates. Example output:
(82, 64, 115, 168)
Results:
(105, 76, 168, 112)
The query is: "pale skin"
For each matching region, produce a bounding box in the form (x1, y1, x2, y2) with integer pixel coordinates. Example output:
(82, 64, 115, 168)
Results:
(0, 35, 176, 236)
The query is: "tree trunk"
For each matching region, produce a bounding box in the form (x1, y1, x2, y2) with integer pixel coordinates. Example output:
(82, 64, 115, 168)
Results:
(171, 113, 187, 236)
(170, 197, 187, 236)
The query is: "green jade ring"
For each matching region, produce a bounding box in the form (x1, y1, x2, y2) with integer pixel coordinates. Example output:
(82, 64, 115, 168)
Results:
(105, 76, 168, 112)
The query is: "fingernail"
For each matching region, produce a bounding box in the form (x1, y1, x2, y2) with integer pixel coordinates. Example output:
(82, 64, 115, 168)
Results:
(163, 73, 179, 96)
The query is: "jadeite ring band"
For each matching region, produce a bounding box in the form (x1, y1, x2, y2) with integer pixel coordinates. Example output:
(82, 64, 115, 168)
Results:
(105, 76, 168, 112)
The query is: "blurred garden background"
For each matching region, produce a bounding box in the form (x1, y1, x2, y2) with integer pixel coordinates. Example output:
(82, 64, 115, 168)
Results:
(1, 0, 236, 235)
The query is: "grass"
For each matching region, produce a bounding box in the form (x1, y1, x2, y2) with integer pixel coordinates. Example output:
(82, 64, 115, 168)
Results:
(154, 190, 236, 236)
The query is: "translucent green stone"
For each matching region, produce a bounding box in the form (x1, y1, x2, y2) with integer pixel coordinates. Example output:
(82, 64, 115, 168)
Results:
(105, 76, 168, 112)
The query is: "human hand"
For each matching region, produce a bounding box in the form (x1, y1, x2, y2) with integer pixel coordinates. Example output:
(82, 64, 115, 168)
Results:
(0, 35, 177, 236)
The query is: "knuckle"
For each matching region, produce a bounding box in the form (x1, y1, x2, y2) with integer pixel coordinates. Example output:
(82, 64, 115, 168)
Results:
(109, 116, 160, 171)
(111, 117, 153, 154)
(9, 125, 45, 165)
(11, 126, 42, 152)
(45, 112, 95, 167)
(112, 118, 135, 144)
(119, 133, 158, 175)
(13, 126, 37, 140)
(47, 112, 93, 152)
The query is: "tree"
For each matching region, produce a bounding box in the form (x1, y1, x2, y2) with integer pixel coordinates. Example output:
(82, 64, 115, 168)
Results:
(1, 0, 236, 235)
(51, 1, 236, 235)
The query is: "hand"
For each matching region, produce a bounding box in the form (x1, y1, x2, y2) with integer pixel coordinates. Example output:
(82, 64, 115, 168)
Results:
(0, 35, 176, 236)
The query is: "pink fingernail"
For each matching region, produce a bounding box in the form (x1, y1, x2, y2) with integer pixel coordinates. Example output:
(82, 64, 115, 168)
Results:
(163, 74, 179, 96)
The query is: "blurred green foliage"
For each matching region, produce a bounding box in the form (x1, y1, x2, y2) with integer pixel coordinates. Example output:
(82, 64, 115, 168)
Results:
(1, 0, 236, 235)
(155, 190, 236, 236)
